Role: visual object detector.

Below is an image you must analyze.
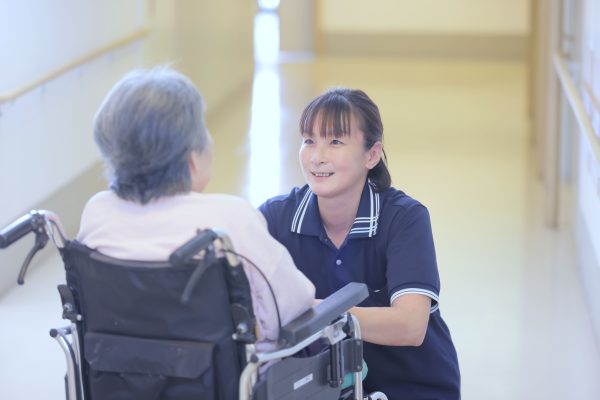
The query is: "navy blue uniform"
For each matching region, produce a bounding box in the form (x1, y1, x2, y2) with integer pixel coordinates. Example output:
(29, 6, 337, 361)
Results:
(259, 182, 460, 399)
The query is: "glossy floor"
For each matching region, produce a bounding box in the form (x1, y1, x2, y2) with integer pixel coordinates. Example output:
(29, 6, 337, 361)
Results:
(1, 56, 600, 399)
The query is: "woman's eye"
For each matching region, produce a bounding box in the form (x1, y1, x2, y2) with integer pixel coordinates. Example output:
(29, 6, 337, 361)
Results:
(331, 139, 343, 145)
(303, 138, 314, 145)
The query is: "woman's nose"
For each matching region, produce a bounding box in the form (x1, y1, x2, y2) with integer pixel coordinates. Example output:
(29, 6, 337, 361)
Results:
(311, 145, 327, 165)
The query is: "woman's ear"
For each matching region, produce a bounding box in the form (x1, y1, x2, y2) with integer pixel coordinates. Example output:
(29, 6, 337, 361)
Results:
(366, 141, 383, 170)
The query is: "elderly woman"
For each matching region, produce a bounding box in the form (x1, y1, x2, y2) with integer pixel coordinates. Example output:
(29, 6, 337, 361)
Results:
(77, 67, 315, 351)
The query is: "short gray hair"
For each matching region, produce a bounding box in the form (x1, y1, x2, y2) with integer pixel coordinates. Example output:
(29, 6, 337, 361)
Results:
(93, 67, 209, 204)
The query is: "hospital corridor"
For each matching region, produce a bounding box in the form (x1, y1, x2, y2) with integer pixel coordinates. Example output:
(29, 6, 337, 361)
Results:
(1, 1, 600, 399)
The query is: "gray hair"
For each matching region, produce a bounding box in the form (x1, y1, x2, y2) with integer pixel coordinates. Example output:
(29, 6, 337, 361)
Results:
(93, 67, 209, 204)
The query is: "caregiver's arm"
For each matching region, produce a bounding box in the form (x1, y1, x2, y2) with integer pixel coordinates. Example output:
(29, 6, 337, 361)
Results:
(349, 293, 431, 346)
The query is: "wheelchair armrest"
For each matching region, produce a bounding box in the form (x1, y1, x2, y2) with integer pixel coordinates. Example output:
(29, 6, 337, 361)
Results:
(278, 282, 368, 346)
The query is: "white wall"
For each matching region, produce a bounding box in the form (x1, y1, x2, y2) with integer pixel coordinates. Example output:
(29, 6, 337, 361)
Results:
(578, 0, 600, 261)
(576, 0, 600, 341)
(0, 0, 148, 228)
(0, 0, 255, 295)
(320, 0, 529, 35)
(0, 0, 146, 94)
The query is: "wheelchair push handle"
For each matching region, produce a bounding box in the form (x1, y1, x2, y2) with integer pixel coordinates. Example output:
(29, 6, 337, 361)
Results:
(1, 210, 67, 284)
(169, 229, 219, 265)
(169, 228, 241, 268)
(0, 211, 38, 249)
(0, 210, 66, 249)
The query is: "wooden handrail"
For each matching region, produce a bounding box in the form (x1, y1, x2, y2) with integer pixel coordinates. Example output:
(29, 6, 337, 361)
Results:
(0, 28, 149, 103)
(552, 52, 600, 163)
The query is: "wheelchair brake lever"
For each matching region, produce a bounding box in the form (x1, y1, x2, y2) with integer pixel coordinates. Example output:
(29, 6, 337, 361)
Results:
(17, 231, 49, 285)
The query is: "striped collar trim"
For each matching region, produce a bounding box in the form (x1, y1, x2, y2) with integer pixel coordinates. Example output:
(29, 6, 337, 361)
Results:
(290, 182, 380, 238)
(290, 189, 314, 234)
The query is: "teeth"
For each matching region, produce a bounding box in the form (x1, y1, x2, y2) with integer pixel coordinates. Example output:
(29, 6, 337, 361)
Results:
(314, 172, 332, 177)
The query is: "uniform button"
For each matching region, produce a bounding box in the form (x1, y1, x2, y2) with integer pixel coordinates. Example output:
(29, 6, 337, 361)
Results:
(335, 259, 342, 266)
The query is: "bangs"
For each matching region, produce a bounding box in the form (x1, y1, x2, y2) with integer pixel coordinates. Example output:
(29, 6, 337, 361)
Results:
(299, 95, 354, 138)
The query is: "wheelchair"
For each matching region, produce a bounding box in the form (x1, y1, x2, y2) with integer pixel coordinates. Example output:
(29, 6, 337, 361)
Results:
(1, 210, 388, 400)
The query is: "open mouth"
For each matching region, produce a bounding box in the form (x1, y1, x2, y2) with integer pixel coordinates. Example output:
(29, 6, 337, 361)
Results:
(312, 172, 333, 177)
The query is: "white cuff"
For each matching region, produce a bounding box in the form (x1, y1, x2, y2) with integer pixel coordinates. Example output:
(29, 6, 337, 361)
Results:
(390, 288, 439, 313)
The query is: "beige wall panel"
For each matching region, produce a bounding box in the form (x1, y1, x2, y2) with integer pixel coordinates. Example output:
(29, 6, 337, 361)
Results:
(320, 0, 529, 35)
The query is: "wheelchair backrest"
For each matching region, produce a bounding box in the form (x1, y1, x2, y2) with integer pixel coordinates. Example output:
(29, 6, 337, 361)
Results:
(60, 240, 247, 400)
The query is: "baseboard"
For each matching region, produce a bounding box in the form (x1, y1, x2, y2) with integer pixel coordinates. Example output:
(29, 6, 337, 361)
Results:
(576, 210, 600, 351)
(0, 162, 106, 298)
(322, 32, 528, 60)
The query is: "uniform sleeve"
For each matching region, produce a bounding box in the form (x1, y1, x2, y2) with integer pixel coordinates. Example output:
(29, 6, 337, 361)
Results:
(386, 204, 441, 313)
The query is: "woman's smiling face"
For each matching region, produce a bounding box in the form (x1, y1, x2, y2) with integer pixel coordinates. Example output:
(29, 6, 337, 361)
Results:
(299, 113, 380, 200)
